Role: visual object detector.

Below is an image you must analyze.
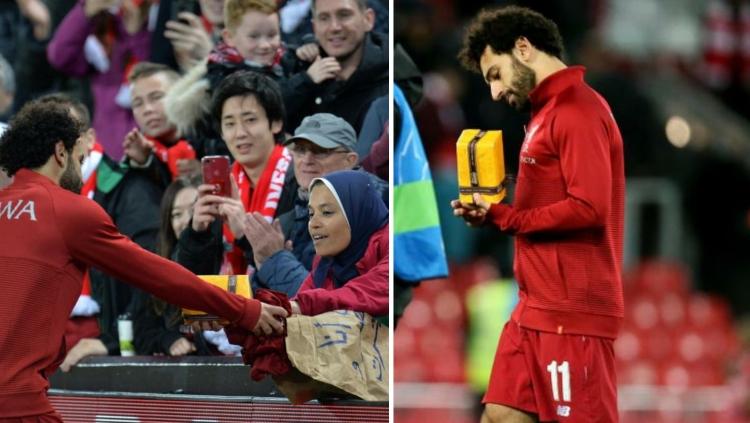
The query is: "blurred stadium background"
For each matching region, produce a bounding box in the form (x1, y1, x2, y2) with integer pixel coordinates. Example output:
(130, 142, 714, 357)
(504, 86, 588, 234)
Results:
(394, 1, 750, 422)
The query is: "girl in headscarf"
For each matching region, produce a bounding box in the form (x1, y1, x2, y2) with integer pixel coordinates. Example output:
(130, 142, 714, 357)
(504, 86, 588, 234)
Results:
(289, 170, 389, 317)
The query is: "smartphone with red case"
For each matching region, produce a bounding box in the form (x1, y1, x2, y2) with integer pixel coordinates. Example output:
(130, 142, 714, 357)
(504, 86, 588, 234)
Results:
(201, 155, 231, 197)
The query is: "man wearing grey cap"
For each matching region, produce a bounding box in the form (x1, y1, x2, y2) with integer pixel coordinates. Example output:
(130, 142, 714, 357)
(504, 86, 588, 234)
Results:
(242, 113, 388, 296)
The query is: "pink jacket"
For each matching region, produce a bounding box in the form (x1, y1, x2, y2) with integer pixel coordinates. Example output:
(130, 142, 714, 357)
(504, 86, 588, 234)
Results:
(47, 1, 151, 160)
(294, 224, 388, 316)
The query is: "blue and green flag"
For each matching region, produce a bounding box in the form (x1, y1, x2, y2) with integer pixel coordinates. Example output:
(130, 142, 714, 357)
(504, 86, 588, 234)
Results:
(394, 84, 448, 282)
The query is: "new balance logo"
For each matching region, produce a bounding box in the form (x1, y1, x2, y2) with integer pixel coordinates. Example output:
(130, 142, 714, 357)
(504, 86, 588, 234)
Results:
(557, 405, 571, 417)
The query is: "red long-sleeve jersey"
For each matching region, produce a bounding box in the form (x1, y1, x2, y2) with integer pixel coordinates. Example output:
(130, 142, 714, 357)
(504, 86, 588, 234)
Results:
(487, 66, 625, 339)
(0, 170, 260, 417)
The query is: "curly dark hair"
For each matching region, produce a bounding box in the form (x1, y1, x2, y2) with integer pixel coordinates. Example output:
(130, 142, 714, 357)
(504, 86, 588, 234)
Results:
(0, 100, 83, 176)
(458, 6, 564, 73)
(210, 70, 286, 142)
(37, 93, 92, 129)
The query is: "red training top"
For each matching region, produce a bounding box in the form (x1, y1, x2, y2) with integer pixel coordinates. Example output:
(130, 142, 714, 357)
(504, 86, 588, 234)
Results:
(0, 170, 261, 417)
(487, 66, 625, 339)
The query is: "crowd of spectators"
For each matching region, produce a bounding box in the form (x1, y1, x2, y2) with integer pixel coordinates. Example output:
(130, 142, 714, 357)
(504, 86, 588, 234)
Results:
(0, 0, 389, 374)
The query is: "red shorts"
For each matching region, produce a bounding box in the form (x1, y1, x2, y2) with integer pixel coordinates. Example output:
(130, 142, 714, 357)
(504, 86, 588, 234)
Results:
(483, 321, 618, 422)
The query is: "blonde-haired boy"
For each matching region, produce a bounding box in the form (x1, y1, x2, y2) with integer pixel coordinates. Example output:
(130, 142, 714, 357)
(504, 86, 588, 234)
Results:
(223, 0, 281, 66)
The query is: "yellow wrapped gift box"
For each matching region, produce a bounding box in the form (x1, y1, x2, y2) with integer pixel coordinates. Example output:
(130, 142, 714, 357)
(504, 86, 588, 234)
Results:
(182, 275, 252, 324)
(456, 129, 507, 204)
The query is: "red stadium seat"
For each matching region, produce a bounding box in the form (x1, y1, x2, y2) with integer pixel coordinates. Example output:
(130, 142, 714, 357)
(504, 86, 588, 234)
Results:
(614, 330, 642, 362)
(624, 261, 691, 299)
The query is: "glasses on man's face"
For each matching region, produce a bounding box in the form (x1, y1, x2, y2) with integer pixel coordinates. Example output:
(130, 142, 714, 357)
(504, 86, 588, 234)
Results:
(289, 143, 349, 160)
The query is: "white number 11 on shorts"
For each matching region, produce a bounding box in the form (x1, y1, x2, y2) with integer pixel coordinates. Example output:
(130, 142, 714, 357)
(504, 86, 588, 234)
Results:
(546, 360, 571, 402)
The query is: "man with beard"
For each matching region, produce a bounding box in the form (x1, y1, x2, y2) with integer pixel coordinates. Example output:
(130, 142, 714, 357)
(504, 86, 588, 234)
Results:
(284, 0, 387, 133)
(0, 100, 287, 421)
(450, 6, 625, 423)
(30, 94, 163, 372)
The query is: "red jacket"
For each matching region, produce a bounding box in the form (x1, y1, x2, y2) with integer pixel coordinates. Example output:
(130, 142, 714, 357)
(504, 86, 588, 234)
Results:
(487, 67, 625, 339)
(0, 170, 260, 417)
(294, 225, 388, 316)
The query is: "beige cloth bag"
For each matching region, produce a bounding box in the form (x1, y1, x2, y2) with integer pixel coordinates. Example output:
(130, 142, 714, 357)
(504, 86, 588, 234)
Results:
(274, 310, 388, 403)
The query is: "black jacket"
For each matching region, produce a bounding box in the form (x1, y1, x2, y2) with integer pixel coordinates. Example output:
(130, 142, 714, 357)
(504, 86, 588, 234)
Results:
(89, 156, 164, 355)
(284, 31, 389, 133)
(132, 251, 214, 356)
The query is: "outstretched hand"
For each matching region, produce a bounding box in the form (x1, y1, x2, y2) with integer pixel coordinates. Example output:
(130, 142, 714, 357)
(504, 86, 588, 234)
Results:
(253, 302, 288, 336)
(450, 193, 490, 227)
(122, 128, 153, 165)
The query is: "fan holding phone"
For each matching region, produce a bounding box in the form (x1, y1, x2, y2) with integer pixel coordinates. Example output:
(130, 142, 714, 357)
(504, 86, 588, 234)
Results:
(178, 71, 298, 277)
(201, 155, 232, 197)
(164, 2, 215, 72)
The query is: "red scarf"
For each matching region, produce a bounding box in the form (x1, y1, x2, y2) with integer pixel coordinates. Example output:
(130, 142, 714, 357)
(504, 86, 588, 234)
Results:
(222, 145, 292, 274)
(73, 142, 106, 315)
(208, 41, 286, 67)
(201, 15, 213, 35)
(146, 136, 197, 180)
(81, 142, 104, 200)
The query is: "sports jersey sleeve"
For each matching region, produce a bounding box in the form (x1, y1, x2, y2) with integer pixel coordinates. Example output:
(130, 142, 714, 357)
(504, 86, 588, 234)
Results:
(58, 198, 261, 331)
(488, 106, 612, 235)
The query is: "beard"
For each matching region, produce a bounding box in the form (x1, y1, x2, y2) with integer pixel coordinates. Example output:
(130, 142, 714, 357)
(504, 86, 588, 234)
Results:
(60, 154, 83, 194)
(506, 56, 537, 111)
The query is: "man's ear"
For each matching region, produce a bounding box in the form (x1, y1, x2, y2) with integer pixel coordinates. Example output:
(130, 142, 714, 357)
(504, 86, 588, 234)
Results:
(345, 151, 359, 168)
(514, 36, 534, 62)
(271, 120, 283, 135)
(86, 128, 96, 151)
(364, 8, 375, 32)
(54, 141, 67, 167)
(222, 28, 235, 47)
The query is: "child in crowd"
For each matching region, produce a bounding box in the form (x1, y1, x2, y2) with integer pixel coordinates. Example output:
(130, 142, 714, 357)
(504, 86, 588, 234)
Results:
(165, 0, 308, 157)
